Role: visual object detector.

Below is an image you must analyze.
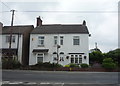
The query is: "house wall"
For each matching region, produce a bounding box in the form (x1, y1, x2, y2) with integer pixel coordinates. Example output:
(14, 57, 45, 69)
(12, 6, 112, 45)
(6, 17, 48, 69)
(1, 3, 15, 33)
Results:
(1, 34, 23, 63)
(29, 34, 89, 66)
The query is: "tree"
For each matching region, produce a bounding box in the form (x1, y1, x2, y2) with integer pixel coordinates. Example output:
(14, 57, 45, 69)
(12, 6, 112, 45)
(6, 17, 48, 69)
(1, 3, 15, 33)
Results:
(89, 51, 103, 64)
(105, 48, 120, 64)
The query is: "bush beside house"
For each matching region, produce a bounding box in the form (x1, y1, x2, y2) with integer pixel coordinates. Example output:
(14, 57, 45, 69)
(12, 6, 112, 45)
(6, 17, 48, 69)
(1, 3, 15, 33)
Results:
(80, 63, 89, 68)
(2, 58, 21, 69)
(102, 58, 117, 70)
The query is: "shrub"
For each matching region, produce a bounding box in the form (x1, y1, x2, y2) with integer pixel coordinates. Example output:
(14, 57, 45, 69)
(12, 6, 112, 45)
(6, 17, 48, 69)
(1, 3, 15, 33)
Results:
(43, 62, 52, 68)
(34, 62, 43, 67)
(102, 63, 116, 69)
(64, 65, 70, 67)
(80, 63, 89, 68)
(69, 63, 79, 68)
(102, 58, 117, 70)
(2, 58, 21, 69)
(52, 63, 63, 68)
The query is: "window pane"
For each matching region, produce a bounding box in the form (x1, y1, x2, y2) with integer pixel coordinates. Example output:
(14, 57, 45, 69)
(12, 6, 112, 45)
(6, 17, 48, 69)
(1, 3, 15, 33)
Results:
(41, 40, 44, 45)
(38, 36, 44, 46)
(54, 36, 58, 45)
(60, 36, 63, 45)
(54, 40, 57, 45)
(73, 36, 79, 45)
(6, 36, 10, 42)
(71, 55, 74, 63)
(79, 58, 82, 63)
(75, 58, 78, 63)
(60, 40, 63, 45)
(73, 39, 79, 45)
(6, 36, 15, 43)
(12, 36, 15, 42)
(71, 58, 74, 63)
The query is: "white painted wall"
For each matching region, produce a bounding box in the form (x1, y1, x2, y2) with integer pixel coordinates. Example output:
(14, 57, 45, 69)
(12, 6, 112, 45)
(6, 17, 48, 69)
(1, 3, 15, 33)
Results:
(29, 34, 89, 66)
(1, 34, 23, 63)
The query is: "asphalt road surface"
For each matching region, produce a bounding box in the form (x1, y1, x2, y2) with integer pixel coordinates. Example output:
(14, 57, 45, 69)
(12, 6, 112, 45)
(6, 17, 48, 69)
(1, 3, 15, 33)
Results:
(2, 70, 119, 86)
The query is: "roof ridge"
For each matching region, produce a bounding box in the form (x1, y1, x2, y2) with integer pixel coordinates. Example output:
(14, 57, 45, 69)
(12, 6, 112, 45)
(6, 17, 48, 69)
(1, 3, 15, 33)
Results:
(41, 24, 83, 26)
(3, 25, 33, 27)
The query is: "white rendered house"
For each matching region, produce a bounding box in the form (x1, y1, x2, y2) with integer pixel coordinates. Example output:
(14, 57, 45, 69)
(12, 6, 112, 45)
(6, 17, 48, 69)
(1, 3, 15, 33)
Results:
(29, 17, 90, 66)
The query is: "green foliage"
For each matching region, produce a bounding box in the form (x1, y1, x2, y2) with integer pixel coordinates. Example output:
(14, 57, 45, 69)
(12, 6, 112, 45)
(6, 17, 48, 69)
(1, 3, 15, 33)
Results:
(80, 63, 89, 68)
(33, 62, 63, 69)
(2, 58, 21, 69)
(89, 51, 103, 64)
(52, 63, 63, 68)
(69, 63, 79, 68)
(102, 58, 117, 70)
(103, 58, 114, 63)
(104, 49, 120, 63)
(64, 65, 70, 67)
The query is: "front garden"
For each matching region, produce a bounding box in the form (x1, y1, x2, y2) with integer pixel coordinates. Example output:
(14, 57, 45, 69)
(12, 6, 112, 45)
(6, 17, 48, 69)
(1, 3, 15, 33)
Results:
(2, 48, 120, 72)
(2, 58, 119, 72)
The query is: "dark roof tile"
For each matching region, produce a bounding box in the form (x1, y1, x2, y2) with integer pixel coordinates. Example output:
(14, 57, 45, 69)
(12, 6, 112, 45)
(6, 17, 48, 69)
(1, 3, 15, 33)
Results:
(2, 25, 34, 34)
(31, 24, 89, 34)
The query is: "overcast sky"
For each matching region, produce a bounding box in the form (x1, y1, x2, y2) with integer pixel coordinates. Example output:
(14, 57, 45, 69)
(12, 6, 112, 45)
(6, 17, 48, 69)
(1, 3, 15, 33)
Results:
(0, 0, 119, 53)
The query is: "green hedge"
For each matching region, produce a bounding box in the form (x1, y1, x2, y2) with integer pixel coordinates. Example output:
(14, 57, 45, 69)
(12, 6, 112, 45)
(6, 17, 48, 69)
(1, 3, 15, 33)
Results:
(65, 63, 79, 68)
(102, 58, 117, 70)
(2, 58, 21, 69)
(80, 63, 89, 68)
(31, 62, 63, 69)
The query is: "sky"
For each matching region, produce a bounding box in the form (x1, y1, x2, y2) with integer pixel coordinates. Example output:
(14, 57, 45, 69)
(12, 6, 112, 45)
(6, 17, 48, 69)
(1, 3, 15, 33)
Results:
(0, 0, 119, 53)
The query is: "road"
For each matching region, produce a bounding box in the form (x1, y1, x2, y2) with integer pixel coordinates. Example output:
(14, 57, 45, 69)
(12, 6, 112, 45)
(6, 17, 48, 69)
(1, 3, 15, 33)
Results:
(2, 70, 119, 86)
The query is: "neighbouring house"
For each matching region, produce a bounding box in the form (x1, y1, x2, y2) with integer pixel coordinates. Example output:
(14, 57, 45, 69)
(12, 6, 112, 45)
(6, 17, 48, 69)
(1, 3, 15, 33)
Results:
(29, 17, 90, 66)
(89, 42, 102, 53)
(0, 25, 34, 65)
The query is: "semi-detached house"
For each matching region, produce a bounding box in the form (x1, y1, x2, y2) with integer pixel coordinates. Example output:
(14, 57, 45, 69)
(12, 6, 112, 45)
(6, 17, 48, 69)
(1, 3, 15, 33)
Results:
(29, 17, 90, 66)
(1, 25, 34, 65)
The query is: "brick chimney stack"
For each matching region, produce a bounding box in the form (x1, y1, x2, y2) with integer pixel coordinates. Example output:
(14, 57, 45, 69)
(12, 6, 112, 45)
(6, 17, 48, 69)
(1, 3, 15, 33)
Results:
(83, 20, 86, 26)
(36, 16, 42, 27)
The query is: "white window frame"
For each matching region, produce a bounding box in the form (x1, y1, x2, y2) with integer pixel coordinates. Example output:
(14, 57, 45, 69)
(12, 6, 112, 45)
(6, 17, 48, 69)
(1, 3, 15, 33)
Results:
(38, 36, 45, 47)
(70, 54, 82, 64)
(6, 35, 15, 43)
(78, 55, 82, 64)
(73, 36, 80, 45)
(60, 36, 64, 45)
(54, 36, 58, 45)
(36, 53, 44, 63)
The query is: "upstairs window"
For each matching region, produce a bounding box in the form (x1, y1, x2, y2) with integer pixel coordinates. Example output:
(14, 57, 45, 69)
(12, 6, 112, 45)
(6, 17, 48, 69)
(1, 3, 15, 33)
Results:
(73, 36, 79, 45)
(60, 36, 64, 45)
(38, 36, 44, 46)
(54, 36, 58, 45)
(6, 36, 15, 43)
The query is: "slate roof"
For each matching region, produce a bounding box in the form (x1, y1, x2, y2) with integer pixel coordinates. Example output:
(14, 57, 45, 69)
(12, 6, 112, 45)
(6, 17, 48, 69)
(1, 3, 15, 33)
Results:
(2, 25, 34, 34)
(31, 24, 89, 34)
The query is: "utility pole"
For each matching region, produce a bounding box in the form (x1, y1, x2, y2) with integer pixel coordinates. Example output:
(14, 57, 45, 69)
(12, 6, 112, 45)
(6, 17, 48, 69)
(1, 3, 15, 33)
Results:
(9, 10, 15, 58)
(57, 44, 60, 64)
